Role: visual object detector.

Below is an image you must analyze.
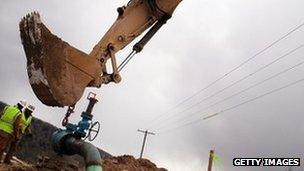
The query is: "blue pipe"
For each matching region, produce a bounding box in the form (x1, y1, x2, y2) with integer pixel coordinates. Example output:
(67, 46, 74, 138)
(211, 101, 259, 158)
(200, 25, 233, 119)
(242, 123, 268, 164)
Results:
(52, 95, 102, 170)
(52, 131, 102, 171)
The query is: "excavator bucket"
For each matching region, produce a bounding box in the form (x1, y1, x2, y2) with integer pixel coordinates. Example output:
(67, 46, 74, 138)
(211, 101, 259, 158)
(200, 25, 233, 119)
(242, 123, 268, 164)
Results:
(20, 13, 101, 107)
(19, 0, 182, 107)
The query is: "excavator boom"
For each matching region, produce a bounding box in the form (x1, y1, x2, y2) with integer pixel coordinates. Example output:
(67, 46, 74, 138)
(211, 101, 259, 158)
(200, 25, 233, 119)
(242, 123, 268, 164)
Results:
(20, 0, 182, 107)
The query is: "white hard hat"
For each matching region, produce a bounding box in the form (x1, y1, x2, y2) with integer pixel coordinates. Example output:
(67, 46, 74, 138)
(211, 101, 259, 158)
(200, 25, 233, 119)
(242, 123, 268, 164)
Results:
(17, 101, 27, 108)
(26, 105, 35, 112)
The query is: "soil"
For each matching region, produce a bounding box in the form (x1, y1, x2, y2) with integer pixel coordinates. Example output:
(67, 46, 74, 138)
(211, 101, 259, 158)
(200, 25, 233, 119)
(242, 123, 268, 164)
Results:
(0, 155, 167, 171)
(102, 155, 167, 171)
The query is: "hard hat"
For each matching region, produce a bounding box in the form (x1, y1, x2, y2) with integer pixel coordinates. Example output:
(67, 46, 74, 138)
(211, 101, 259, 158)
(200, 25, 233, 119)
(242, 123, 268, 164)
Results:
(17, 101, 27, 108)
(26, 105, 35, 112)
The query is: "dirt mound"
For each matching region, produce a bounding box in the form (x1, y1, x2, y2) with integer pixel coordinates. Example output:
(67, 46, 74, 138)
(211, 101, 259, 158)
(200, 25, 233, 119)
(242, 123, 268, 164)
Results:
(102, 155, 167, 171)
(0, 156, 36, 171)
(35, 154, 167, 171)
(1, 155, 166, 171)
(35, 154, 83, 171)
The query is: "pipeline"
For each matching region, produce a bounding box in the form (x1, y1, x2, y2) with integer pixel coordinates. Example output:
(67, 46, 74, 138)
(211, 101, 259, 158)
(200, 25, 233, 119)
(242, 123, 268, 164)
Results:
(52, 93, 102, 171)
(52, 130, 103, 171)
(64, 136, 102, 171)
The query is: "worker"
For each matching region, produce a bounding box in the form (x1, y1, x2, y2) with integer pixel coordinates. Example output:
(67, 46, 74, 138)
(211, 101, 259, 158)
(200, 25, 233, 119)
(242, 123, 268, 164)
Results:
(0, 101, 27, 163)
(3, 104, 34, 164)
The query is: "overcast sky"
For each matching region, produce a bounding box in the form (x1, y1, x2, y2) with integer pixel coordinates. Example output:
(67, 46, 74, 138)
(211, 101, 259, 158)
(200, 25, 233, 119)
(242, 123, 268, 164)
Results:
(1, 0, 304, 171)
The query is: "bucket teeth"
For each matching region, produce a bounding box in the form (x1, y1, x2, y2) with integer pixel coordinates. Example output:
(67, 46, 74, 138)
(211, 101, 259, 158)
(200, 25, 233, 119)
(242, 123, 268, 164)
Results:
(20, 12, 98, 107)
(20, 12, 60, 106)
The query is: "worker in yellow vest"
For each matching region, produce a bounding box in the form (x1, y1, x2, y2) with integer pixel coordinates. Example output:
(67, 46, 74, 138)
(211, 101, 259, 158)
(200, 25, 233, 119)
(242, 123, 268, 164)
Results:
(0, 101, 27, 162)
(3, 104, 34, 164)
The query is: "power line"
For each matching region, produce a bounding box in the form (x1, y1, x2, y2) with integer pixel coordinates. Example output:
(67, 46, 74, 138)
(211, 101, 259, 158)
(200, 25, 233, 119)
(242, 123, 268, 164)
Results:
(151, 44, 304, 130)
(155, 59, 304, 131)
(145, 21, 304, 129)
(158, 77, 304, 134)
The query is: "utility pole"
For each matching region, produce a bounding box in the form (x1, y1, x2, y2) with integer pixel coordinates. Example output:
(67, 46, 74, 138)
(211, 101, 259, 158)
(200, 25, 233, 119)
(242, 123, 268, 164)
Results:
(207, 149, 215, 171)
(137, 129, 155, 158)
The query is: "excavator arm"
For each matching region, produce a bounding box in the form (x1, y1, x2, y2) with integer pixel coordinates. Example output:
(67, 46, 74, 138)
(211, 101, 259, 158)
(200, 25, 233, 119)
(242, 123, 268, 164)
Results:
(19, 0, 182, 107)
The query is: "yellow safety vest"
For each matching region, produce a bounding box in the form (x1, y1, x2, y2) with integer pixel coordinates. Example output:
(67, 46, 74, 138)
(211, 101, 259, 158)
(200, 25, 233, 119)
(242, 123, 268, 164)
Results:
(0, 105, 22, 134)
(21, 113, 32, 133)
